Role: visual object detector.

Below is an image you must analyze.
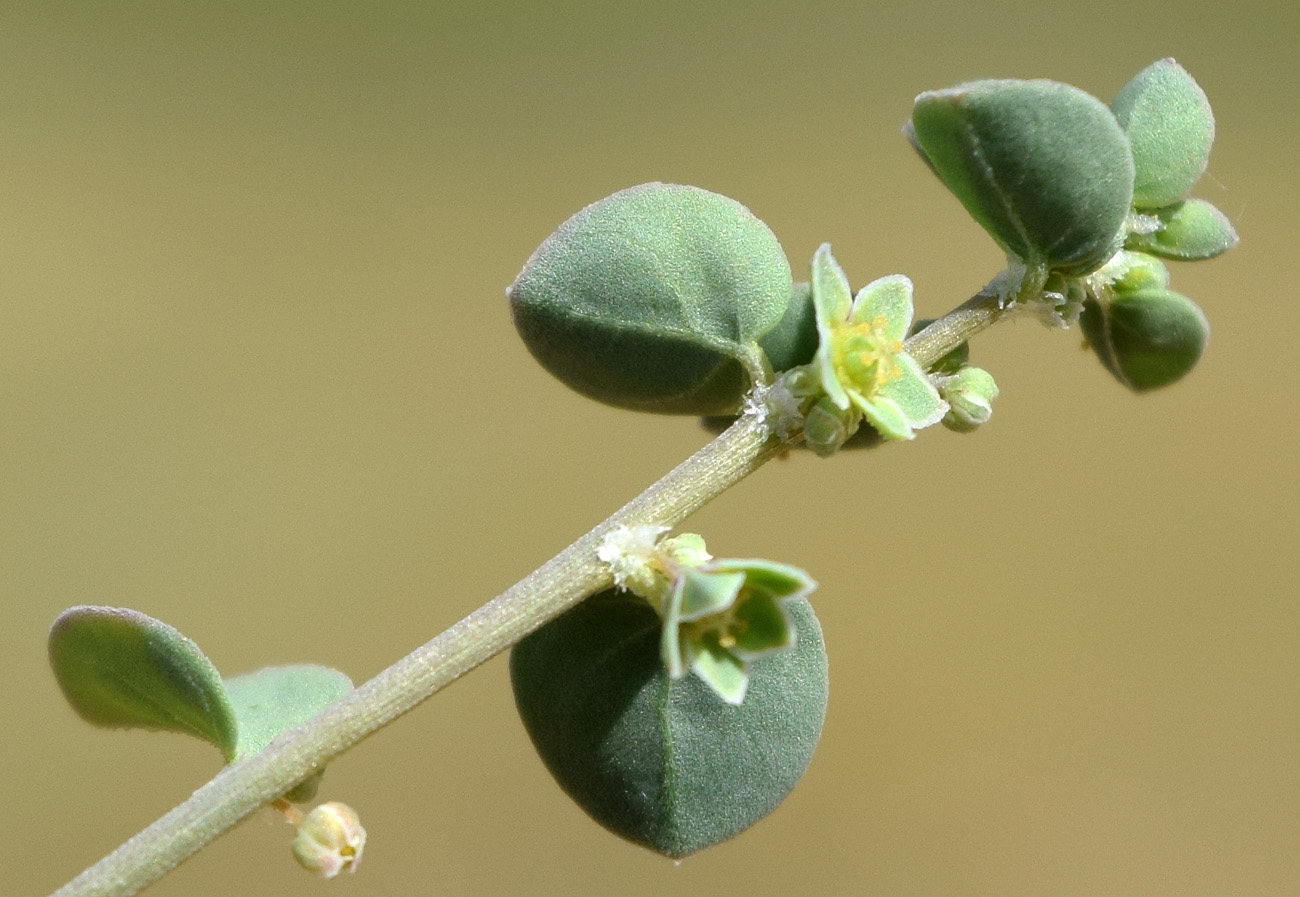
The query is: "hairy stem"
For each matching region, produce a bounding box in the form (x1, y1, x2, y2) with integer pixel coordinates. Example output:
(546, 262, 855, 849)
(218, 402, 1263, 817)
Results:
(51, 290, 1009, 897)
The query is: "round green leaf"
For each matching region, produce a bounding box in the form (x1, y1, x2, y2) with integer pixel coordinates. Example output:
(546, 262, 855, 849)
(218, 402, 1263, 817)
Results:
(225, 664, 354, 761)
(1111, 59, 1214, 209)
(508, 183, 793, 415)
(510, 589, 828, 858)
(1124, 199, 1238, 261)
(908, 79, 1134, 275)
(1080, 289, 1209, 392)
(48, 606, 239, 759)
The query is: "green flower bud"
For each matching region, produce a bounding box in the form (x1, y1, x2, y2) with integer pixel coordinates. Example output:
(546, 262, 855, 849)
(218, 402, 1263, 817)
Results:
(802, 395, 858, 457)
(1080, 289, 1209, 392)
(907, 78, 1134, 275)
(936, 366, 999, 433)
(291, 802, 366, 878)
(508, 183, 793, 415)
(1107, 251, 1171, 294)
(1124, 199, 1239, 261)
(1111, 59, 1214, 209)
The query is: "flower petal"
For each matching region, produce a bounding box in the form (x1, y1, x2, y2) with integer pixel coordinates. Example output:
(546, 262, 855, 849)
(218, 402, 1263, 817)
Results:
(688, 639, 750, 706)
(852, 392, 915, 441)
(851, 274, 914, 342)
(811, 244, 853, 324)
(711, 559, 817, 604)
(811, 245, 854, 410)
(677, 568, 747, 621)
(730, 594, 795, 657)
(879, 352, 950, 430)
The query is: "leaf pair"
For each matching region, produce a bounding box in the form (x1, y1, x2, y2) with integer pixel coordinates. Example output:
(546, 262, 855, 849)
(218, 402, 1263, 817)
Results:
(49, 606, 352, 796)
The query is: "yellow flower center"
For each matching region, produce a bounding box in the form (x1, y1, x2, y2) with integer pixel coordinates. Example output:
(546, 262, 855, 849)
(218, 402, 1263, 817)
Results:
(832, 315, 902, 396)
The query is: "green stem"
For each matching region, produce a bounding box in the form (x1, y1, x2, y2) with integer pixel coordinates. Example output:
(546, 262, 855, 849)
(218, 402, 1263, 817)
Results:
(50, 290, 1008, 897)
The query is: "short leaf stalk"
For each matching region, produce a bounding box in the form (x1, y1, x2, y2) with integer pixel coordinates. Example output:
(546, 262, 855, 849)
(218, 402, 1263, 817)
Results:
(50, 293, 1004, 897)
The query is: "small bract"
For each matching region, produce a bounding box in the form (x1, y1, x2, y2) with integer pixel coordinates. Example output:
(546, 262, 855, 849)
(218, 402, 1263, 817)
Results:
(907, 79, 1134, 275)
(1111, 59, 1215, 210)
(508, 183, 794, 415)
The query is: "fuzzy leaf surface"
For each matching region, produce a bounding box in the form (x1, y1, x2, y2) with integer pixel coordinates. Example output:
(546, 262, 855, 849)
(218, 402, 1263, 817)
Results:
(48, 606, 239, 759)
(1111, 58, 1214, 209)
(508, 183, 792, 414)
(225, 664, 354, 760)
(908, 79, 1134, 274)
(510, 590, 828, 858)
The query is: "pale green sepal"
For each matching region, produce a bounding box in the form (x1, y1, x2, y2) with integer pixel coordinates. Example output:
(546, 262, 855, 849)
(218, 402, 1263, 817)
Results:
(225, 664, 354, 761)
(677, 568, 747, 620)
(711, 558, 816, 606)
(686, 640, 750, 706)
(660, 576, 689, 678)
(48, 606, 239, 761)
(810, 243, 853, 323)
(709, 558, 813, 658)
(1124, 199, 1238, 261)
(811, 244, 854, 409)
(881, 352, 949, 430)
(1111, 59, 1214, 209)
(851, 274, 913, 341)
(853, 393, 913, 441)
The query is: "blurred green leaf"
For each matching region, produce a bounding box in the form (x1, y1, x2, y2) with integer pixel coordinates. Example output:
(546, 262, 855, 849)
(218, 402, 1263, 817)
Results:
(49, 606, 239, 760)
(1111, 58, 1214, 209)
(225, 664, 354, 761)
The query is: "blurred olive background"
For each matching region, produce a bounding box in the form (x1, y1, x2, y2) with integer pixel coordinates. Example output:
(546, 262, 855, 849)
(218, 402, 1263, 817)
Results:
(4, 2, 1295, 895)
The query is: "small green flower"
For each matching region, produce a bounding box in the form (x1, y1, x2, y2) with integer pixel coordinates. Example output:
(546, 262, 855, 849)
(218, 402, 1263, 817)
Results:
(810, 244, 947, 442)
(660, 560, 816, 705)
(597, 526, 817, 705)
